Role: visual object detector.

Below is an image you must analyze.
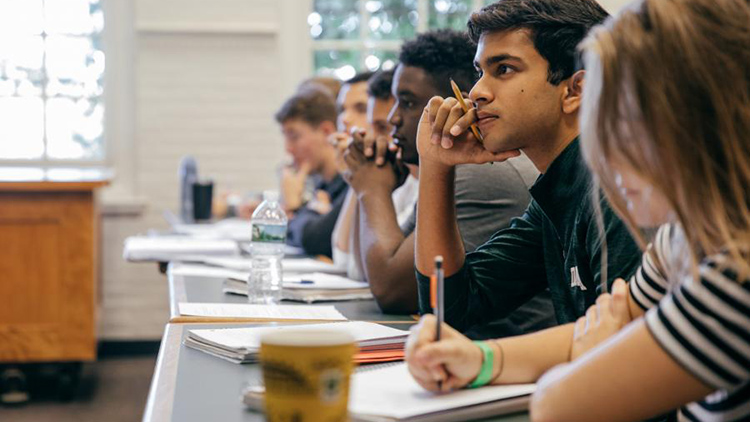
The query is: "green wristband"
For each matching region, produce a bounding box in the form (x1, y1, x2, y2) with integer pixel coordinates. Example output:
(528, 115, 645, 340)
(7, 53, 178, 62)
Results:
(468, 341, 494, 388)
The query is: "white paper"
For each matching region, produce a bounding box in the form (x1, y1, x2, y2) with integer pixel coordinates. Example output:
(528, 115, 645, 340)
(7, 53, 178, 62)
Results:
(349, 363, 536, 419)
(283, 273, 369, 290)
(189, 321, 407, 350)
(172, 218, 253, 241)
(178, 302, 347, 321)
(123, 236, 238, 261)
(169, 263, 249, 280)
(199, 256, 345, 274)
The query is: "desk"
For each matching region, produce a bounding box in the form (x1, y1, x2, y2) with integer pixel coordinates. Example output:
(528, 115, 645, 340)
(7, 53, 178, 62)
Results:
(167, 267, 417, 324)
(0, 167, 110, 362)
(143, 324, 530, 422)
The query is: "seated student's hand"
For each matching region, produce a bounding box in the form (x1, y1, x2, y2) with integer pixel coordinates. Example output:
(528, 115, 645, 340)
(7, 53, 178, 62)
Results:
(570, 278, 632, 360)
(417, 97, 520, 168)
(350, 128, 399, 167)
(307, 190, 332, 215)
(405, 314, 483, 392)
(280, 162, 310, 212)
(343, 131, 406, 196)
(329, 132, 351, 172)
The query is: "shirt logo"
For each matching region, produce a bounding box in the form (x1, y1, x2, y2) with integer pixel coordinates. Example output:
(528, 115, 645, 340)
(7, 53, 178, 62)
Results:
(570, 266, 587, 291)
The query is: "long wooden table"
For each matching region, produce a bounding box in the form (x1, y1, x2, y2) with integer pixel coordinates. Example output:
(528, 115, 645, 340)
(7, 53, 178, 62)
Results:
(167, 262, 417, 324)
(143, 324, 530, 422)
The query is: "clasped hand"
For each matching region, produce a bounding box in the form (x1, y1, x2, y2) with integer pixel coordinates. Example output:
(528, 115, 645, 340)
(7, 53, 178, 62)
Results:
(339, 129, 408, 195)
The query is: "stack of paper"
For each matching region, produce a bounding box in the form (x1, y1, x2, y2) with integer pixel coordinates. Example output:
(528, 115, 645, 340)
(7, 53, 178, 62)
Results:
(243, 363, 536, 422)
(123, 236, 238, 262)
(177, 302, 348, 322)
(223, 272, 373, 303)
(172, 218, 252, 241)
(196, 256, 345, 274)
(185, 321, 408, 364)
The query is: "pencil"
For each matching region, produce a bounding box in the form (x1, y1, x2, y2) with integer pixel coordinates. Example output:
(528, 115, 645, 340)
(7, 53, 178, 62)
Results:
(449, 79, 484, 143)
(432, 255, 444, 390)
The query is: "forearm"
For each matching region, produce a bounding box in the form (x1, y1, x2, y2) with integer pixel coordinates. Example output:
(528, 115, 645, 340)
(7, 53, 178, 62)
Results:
(333, 191, 357, 252)
(358, 189, 418, 313)
(492, 324, 575, 385)
(416, 162, 465, 275)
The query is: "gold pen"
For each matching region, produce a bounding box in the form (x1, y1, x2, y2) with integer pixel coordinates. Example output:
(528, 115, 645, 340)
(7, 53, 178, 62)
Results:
(449, 79, 484, 143)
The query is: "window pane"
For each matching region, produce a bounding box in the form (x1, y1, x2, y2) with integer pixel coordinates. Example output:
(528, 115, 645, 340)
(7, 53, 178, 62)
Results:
(366, 0, 418, 40)
(310, 0, 359, 40)
(314, 50, 361, 80)
(429, 0, 473, 31)
(0, 97, 44, 159)
(45, 35, 104, 98)
(46, 97, 104, 160)
(0, 36, 44, 96)
(0, 0, 43, 35)
(44, 0, 103, 35)
(363, 50, 399, 72)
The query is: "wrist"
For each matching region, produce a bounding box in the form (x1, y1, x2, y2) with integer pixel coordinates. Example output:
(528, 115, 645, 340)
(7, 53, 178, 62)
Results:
(356, 184, 393, 202)
(467, 341, 495, 389)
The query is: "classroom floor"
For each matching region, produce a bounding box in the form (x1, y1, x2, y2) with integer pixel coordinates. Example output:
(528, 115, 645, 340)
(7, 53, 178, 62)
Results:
(0, 355, 157, 422)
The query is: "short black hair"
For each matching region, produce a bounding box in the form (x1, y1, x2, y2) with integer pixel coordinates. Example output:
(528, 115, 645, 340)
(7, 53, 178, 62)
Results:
(398, 29, 478, 98)
(366, 70, 394, 100)
(468, 0, 608, 85)
(274, 86, 337, 126)
(345, 71, 376, 85)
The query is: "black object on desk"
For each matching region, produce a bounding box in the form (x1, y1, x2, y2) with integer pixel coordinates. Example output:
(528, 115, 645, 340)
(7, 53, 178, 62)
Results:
(192, 180, 213, 221)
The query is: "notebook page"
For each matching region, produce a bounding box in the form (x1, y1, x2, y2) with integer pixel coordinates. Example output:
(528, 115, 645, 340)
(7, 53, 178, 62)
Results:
(349, 363, 536, 419)
(170, 263, 249, 280)
(189, 321, 408, 350)
(283, 273, 369, 290)
(199, 256, 344, 274)
(178, 303, 347, 321)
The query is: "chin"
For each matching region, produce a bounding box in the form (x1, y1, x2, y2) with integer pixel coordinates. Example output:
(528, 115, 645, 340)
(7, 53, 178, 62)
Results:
(482, 136, 520, 154)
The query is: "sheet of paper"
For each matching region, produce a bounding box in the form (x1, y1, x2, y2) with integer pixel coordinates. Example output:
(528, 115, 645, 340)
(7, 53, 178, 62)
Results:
(178, 302, 347, 321)
(172, 218, 253, 241)
(200, 256, 345, 274)
(189, 321, 407, 350)
(123, 236, 238, 261)
(349, 363, 536, 419)
(283, 273, 369, 290)
(169, 263, 249, 280)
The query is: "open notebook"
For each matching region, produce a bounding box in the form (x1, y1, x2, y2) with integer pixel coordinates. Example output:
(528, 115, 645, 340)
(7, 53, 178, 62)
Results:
(224, 272, 373, 303)
(184, 321, 407, 364)
(243, 363, 535, 422)
(122, 236, 238, 262)
(198, 256, 346, 274)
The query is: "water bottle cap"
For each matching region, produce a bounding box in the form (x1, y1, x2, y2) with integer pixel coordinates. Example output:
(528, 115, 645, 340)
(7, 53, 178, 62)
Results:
(263, 190, 280, 203)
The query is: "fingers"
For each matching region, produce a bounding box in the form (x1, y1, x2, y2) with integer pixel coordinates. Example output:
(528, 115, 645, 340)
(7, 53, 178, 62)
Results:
(574, 315, 586, 340)
(440, 102, 465, 149)
(449, 108, 478, 137)
(373, 136, 389, 165)
(297, 161, 311, 178)
(611, 278, 632, 323)
(430, 98, 458, 147)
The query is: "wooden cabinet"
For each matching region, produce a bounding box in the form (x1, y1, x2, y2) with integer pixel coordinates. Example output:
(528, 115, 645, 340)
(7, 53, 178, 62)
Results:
(0, 168, 110, 363)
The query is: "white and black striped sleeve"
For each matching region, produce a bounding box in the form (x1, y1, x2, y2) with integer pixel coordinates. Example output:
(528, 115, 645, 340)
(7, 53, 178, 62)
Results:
(645, 255, 750, 390)
(630, 224, 673, 310)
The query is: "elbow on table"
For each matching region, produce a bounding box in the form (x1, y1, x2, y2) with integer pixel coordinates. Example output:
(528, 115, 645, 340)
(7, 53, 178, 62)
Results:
(369, 279, 417, 315)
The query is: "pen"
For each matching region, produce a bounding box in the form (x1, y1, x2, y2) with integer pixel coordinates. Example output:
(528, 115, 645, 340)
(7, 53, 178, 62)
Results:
(449, 79, 484, 143)
(431, 255, 444, 390)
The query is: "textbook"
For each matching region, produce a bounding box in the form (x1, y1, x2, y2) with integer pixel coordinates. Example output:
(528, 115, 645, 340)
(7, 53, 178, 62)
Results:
(242, 363, 535, 422)
(184, 321, 407, 364)
(223, 272, 374, 303)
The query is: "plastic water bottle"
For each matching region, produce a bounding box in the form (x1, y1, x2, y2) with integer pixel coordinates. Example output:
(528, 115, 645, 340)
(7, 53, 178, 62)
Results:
(248, 190, 287, 304)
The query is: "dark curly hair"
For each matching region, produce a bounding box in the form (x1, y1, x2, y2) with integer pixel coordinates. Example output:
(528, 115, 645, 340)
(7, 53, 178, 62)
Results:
(366, 70, 394, 100)
(398, 29, 478, 98)
(468, 0, 608, 85)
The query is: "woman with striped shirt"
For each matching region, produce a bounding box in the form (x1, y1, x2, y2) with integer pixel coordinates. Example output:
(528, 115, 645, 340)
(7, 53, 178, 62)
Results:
(530, 0, 750, 421)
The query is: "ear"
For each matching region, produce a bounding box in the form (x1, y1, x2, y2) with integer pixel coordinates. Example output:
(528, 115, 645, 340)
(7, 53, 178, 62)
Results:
(318, 120, 337, 136)
(562, 70, 585, 115)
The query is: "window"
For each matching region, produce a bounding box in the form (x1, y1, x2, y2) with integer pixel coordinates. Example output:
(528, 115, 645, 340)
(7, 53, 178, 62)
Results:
(309, 0, 493, 77)
(0, 0, 105, 163)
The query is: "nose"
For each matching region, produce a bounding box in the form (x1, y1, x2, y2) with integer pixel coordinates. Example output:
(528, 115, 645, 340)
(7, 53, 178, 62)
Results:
(387, 103, 400, 129)
(469, 74, 493, 106)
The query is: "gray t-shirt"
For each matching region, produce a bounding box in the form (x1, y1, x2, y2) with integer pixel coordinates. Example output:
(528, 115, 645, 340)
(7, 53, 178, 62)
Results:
(402, 155, 557, 337)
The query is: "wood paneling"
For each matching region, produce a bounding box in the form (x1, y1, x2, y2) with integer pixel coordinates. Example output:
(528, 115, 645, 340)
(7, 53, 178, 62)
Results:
(0, 177, 107, 362)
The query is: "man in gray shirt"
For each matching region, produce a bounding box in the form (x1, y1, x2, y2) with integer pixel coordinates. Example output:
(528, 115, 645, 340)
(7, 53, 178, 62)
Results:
(341, 30, 555, 337)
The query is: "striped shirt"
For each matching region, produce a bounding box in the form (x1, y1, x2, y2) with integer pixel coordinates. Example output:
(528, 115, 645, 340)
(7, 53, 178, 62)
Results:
(630, 224, 750, 422)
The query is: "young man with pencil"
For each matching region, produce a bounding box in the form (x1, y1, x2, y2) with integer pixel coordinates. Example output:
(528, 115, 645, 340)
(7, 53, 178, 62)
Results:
(406, 0, 643, 391)
(341, 30, 554, 339)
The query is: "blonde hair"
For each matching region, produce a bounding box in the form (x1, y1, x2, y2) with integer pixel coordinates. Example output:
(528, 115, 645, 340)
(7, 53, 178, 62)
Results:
(579, 0, 750, 280)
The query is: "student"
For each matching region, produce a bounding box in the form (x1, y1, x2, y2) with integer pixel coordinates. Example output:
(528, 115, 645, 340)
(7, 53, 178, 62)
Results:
(528, 0, 750, 420)
(341, 30, 551, 332)
(331, 70, 419, 280)
(276, 86, 347, 258)
(409, 0, 641, 335)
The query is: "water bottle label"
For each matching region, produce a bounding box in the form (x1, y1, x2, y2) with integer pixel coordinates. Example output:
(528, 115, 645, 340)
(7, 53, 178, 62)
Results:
(251, 223, 286, 243)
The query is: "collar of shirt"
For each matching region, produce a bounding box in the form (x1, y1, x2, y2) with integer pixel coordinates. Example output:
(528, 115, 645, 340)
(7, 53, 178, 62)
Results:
(528, 137, 592, 235)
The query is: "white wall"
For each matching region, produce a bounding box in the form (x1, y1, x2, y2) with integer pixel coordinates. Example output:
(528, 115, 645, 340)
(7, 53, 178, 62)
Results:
(598, 0, 634, 13)
(99, 0, 311, 339)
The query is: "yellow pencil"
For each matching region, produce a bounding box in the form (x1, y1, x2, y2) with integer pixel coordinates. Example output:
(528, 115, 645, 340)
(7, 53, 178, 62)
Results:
(449, 79, 484, 143)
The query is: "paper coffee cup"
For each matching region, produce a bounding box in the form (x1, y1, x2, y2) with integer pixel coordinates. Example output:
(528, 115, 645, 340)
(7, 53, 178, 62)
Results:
(260, 329, 356, 422)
